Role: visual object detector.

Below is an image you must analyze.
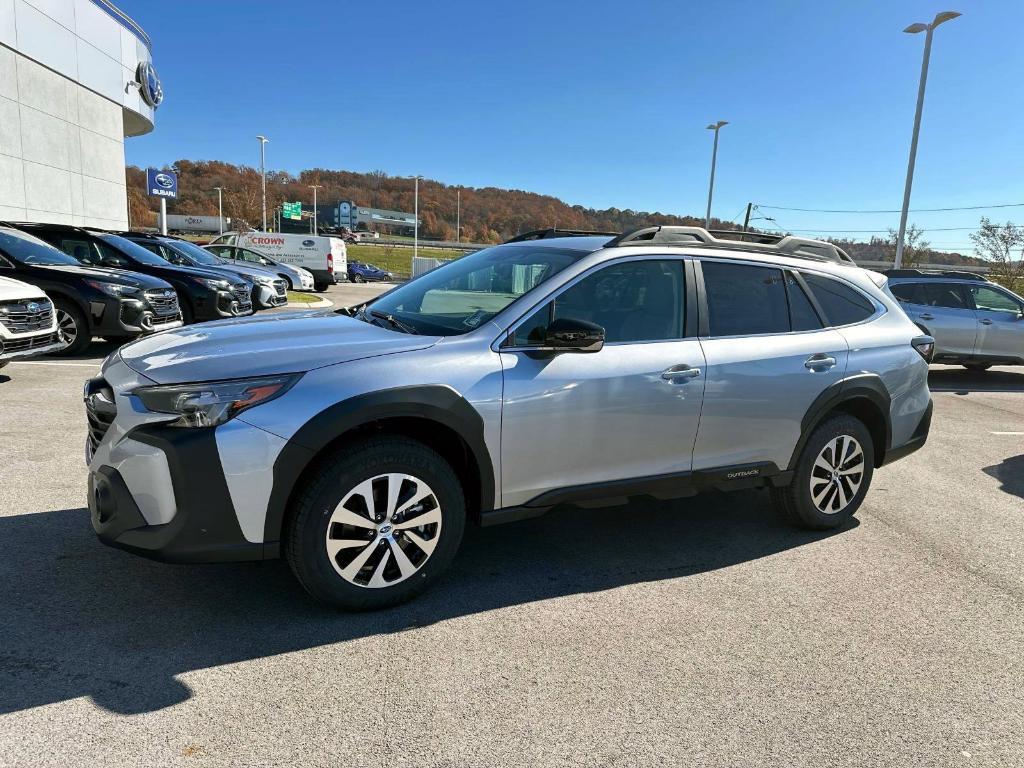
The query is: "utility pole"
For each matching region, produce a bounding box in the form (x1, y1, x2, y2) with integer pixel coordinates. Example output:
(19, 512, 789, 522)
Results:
(742, 202, 753, 231)
(310, 185, 322, 235)
(213, 187, 224, 234)
(412, 175, 421, 259)
(456, 188, 460, 244)
(704, 120, 728, 229)
(256, 135, 269, 231)
(894, 11, 960, 268)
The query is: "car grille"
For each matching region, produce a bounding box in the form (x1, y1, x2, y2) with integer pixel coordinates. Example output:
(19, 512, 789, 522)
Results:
(273, 280, 287, 298)
(84, 377, 116, 454)
(0, 298, 54, 334)
(232, 285, 253, 312)
(145, 288, 181, 317)
(0, 331, 60, 354)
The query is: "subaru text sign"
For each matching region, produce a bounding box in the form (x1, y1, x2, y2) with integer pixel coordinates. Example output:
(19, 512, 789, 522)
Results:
(146, 168, 178, 199)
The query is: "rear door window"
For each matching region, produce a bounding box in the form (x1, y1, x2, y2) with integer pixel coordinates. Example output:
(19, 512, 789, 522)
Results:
(786, 273, 822, 331)
(802, 273, 876, 326)
(702, 261, 789, 337)
(920, 283, 971, 310)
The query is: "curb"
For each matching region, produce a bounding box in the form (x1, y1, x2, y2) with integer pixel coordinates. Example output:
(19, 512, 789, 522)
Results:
(285, 297, 334, 309)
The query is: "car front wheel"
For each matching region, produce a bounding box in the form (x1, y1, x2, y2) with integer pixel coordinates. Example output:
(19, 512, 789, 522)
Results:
(771, 414, 874, 530)
(52, 299, 90, 355)
(285, 436, 466, 610)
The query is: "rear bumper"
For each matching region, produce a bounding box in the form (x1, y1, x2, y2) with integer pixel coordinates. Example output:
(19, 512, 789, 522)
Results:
(880, 399, 932, 466)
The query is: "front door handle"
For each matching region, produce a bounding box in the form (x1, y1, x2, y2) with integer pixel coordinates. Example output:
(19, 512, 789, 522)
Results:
(920, 313, 935, 320)
(661, 364, 701, 382)
(980, 318, 993, 325)
(805, 354, 837, 371)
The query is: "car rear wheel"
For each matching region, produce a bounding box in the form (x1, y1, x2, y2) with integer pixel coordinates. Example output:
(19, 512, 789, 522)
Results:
(353, 274, 365, 283)
(285, 436, 466, 610)
(771, 414, 874, 530)
(52, 299, 90, 356)
(963, 363, 992, 372)
(313, 282, 329, 292)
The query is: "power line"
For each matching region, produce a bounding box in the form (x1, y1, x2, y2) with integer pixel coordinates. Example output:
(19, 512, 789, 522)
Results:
(755, 201, 1024, 214)
(781, 226, 979, 234)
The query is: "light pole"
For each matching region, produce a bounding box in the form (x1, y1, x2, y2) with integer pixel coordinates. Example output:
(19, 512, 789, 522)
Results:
(894, 10, 960, 269)
(213, 186, 224, 234)
(411, 175, 422, 259)
(256, 135, 269, 231)
(456, 188, 461, 244)
(310, 184, 322, 235)
(704, 120, 728, 229)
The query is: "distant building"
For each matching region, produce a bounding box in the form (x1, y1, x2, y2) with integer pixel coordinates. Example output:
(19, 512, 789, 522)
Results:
(304, 201, 420, 235)
(0, 1, 160, 229)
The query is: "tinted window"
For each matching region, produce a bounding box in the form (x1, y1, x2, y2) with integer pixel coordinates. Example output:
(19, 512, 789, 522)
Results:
(970, 285, 1023, 314)
(703, 262, 789, 337)
(166, 239, 223, 266)
(920, 283, 970, 309)
(803, 273, 875, 326)
(552, 260, 684, 343)
(890, 282, 924, 304)
(786, 273, 822, 331)
(95, 234, 170, 266)
(511, 302, 552, 346)
(0, 229, 80, 266)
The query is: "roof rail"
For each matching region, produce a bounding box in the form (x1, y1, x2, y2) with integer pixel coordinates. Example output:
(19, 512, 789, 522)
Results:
(882, 268, 989, 282)
(504, 228, 619, 243)
(605, 226, 856, 264)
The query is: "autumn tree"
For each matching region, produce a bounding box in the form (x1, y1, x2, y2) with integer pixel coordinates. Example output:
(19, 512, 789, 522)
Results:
(969, 217, 1024, 291)
(885, 224, 930, 268)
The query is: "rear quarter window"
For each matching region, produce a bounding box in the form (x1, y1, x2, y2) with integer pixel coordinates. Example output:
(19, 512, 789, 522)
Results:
(803, 273, 876, 326)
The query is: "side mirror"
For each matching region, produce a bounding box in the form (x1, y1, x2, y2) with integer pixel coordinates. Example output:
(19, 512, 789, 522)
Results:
(103, 256, 128, 268)
(543, 317, 605, 353)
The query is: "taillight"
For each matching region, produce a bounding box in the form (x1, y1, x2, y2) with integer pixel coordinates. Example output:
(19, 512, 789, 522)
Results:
(912, 335, 935, 362)
(327, 254, 334, 273)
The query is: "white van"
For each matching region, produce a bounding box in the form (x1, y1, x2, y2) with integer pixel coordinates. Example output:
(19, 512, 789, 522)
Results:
(210, 232, 346, 292)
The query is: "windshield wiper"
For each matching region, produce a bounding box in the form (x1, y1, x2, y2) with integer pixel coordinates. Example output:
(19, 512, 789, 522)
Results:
(369, 309, 419, 335)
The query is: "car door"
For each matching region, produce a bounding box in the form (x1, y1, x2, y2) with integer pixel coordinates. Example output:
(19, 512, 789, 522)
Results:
(967, 283, 1024, 362)
(890, 281, 978, 357)
(499, 258, 705, 507)
(692, 261, 850, 472)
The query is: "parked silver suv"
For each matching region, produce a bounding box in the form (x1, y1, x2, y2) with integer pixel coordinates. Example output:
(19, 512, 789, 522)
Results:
(886, 270, 1024, 371)
(84, 227, 934, 609)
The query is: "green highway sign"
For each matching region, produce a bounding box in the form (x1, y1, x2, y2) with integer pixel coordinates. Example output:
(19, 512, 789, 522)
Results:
(283, 201, 302, 220)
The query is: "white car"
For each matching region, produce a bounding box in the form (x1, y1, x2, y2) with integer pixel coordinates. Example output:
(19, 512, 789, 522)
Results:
(0, 275, 63, 368)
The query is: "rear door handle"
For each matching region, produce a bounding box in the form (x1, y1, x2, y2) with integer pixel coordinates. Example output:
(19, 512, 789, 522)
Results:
(980, 318, 993, 325)
(920, 313, 934, 320)
(805, 354, 837, 371)
(661, 364, 701, 381)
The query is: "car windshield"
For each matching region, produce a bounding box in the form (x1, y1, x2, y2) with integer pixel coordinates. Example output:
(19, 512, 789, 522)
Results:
(365, 244, 583, 335)
(97, 234, 171, 266)
(165, 239, 223, 266)
(0, 229, 81, 266)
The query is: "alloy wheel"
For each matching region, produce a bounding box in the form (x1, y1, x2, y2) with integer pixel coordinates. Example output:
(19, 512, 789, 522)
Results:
(325, 473, 442, 588)
(56, 309, 77, 348)
(809, 435, 865, 514)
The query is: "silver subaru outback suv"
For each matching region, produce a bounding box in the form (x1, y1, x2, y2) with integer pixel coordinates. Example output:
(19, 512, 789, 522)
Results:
(84, 226, 934, 610)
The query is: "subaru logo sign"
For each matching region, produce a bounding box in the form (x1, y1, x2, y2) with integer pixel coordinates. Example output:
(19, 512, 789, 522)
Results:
(302, 239, 316, 247)
(146, 168, 178, 199)
(136, 61, 164, 108)
(26, 302, 40, 313)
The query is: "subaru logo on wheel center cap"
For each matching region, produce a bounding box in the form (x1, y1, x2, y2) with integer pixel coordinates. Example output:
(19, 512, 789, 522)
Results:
(379, 524, 392, 535)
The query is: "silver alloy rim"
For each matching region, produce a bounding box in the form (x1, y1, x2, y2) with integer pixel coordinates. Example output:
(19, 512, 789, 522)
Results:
(325, 473, 442, 588)
(809, 435, 865, 514)
(56, 309, 77, 348)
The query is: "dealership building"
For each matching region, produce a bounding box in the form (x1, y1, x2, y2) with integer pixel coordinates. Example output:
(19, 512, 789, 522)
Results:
(0, 0, 159, 230)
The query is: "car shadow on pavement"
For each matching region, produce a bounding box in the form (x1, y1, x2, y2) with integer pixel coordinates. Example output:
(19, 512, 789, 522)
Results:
(0, 492, 856, 717)
(928, 367, 1024, 394)
(983, 454, 1024, 501)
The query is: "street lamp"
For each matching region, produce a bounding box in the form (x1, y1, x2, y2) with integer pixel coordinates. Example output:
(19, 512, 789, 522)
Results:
(213, 187, 225, 234)
(310, 184, 322, 235)
(410, 175, 422, 259)
(704, 120, 728, 229)
(894, 10, 961, 269)
(456, 188, 460, 244)
(256, 135, 269, 231)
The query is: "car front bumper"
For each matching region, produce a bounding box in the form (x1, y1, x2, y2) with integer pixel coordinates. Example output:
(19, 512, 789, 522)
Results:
(0, 331, 64, 362)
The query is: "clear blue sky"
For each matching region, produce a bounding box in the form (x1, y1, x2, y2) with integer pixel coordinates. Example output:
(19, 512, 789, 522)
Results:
(119, 0, 1020, 252)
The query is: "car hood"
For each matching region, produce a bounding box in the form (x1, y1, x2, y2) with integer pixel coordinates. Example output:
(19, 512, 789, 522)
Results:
(36, 264, 168, 289)
(117, 311, 440, 384)
(0, 275, 46, 301)
(155, 263, 251, 285)
(207, 262, 280, 281)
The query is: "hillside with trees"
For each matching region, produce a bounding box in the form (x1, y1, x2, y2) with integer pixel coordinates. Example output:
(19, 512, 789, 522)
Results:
(127, 161, 995, 271)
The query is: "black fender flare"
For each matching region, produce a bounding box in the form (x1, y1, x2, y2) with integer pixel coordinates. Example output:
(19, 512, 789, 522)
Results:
(787, 373, 892, 471)
(261, 385, 496, 546)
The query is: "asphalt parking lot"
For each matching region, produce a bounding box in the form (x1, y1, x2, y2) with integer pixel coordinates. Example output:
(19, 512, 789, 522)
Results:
(1, 282, 1022, 767)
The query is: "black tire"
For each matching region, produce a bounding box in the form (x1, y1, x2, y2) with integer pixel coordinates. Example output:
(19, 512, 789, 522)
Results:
(179, 298, 195, 325)
(964, 363, 991, 372)
(313, 282, 328, 293)
(771, 414, 874, 530)
(51, 298, 90, 356)
(285, 436, 466, 610)
(353, 274, 365, 283)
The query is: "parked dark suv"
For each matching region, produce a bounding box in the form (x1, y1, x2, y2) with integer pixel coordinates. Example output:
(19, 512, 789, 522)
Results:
(0, 225, 182, 354)
(15, 224, 255, 324)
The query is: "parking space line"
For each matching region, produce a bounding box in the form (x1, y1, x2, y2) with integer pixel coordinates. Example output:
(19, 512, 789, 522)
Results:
(990, 431, 1024, 435)
(7, 361, 100, 368)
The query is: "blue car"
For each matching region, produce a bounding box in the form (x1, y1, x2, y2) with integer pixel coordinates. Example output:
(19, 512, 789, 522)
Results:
(347, 261, 393, 283)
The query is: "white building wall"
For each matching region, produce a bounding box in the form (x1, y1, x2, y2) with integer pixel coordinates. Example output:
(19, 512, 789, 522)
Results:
(0, 0, 155, 230)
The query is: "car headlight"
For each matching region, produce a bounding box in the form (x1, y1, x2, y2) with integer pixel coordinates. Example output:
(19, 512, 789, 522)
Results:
(192, 277, 232, 291)
(133, 374, 302, 428)
(242, 273, 273, 286)
(85, 280, 142, 298)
